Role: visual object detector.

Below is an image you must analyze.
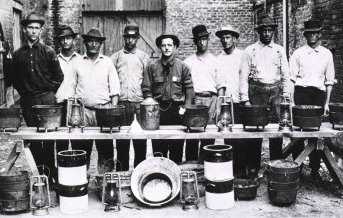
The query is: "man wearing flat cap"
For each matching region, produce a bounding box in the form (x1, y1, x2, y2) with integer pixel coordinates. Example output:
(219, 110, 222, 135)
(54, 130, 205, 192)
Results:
(184, 24, 225, 161)
(10, 12, 64, 184)
(290, 19, 336, 178)
(71, 28, 120, 173)
(216, 24, 252, 178)
(240, 14, 291, 178)
(111, 24, 150, 170)
(142, 33, 193, 163)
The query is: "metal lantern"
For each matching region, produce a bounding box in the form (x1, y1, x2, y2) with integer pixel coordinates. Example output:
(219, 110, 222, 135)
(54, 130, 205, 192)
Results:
(102, 172, 122, 212)
(30, 175, 51, 216)
(217, 96, 235, 132)
(66, 97, 85, 132)
(180, 171, 199, 210)
(279, 94, 293, 131)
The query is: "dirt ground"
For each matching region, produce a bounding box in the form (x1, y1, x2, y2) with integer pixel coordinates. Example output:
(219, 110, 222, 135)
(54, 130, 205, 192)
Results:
(1, 138, 343, 217)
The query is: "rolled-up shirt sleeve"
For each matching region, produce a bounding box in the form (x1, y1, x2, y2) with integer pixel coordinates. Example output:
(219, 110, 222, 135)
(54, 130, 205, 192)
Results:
(324, 51, 336, 86)
(108, 63, 120, 97)
(142, 64, 153, 98)
(182, 64, 193, 89)
(289, 51, 299, 84)
(239, 52, 250, 102)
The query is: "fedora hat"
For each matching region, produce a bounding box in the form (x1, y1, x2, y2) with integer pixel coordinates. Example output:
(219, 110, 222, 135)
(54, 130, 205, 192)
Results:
(192, 25, 210, 39)
(123, 24, 140, 37)
(255, 14, 277, 30)
(82, 28, 106, 41)
(215, 25, 240, 38)
(303, 19, 322, 34)
(155, 33, 180, 48)
(21, 12, 45, 26)
(57, 25, 77, 39)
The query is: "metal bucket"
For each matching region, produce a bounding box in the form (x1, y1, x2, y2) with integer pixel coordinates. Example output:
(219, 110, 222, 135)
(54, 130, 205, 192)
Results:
(95, 105, 126, 132)
(140, 98, 160, 130)
(57, 150, 88, 214)
(0, 108, 21, 131)
(130, 156, 181, 207)
(32, 105, 63, 131)
(0, 171, 30, 214)
(183, 105, 209, 132)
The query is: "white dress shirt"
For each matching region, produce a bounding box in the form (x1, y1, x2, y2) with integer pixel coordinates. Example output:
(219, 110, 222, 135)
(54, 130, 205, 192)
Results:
(290, 44, 336, 90)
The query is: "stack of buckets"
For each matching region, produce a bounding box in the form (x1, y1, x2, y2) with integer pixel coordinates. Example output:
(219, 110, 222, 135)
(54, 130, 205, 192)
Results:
(57, 150, 88, 214)
(203, 144, 234, 210)
(267, 159, 300, 206)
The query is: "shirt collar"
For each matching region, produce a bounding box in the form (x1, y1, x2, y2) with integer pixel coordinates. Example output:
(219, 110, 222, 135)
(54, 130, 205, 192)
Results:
(58, 52, 78, 62)
(123, 47, 137, 54)
(82, 53, 105, 63)
(161, 55, 175, 67)
(24, 40, 41, 49)
(257, 40, 275, 48)
(305, 44, 322, 53)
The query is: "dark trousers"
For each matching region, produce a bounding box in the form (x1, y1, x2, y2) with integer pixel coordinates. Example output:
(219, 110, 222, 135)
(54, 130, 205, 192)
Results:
(292, 86, 326, 172)
(152, 101, 184, 164)
(20, 92, 58, 183)
(116, 101, 147, 170)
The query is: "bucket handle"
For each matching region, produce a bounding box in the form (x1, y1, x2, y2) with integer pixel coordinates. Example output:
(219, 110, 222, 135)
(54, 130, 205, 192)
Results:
(153, 152, 164, 158)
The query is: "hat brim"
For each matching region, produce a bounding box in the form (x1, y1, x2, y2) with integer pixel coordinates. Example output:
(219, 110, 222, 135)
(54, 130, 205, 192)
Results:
(156, 34, 180, 48)
(21, 19, 45, 27)
(123, 33, 140, 37)
(255, 24, 278, 30)
(57, 33, 78, 39)
(303, 28, 322, 34)
(82, 35, 106, 41)
(192, 32, 210, 39)
(215, 30, 239, 38)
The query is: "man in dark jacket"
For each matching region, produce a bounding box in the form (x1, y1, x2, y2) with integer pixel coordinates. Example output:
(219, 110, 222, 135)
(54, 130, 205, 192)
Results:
(10, 13, 64, 184)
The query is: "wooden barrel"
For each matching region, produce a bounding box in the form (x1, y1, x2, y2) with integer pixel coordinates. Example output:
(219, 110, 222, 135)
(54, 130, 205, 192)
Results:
(0, 171, 30, 214)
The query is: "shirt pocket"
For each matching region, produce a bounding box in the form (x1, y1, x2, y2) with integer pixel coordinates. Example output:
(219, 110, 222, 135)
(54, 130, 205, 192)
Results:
(152, 76, 165, 99)
(171, 76, 183, 100)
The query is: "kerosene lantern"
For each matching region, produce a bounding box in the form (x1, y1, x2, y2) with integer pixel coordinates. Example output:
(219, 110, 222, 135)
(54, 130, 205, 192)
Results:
(30, 175, 51, 216)
(102, 172, 122, 212)
(66, 97, 85, 132)
(217, 96, 235, 132)
(180, 171, 199, 210)
(279, 94, 293, 131)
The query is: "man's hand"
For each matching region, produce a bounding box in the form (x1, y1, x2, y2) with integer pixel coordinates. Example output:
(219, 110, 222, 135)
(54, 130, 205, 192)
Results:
(214, 99, 222, 121)
(179, 105, 186, 115)
(324, 103, 329, 116)
(244, 101, 251, 106)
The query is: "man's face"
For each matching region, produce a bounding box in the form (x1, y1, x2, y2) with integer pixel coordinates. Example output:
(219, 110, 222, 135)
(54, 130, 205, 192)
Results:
(160, 38, 176, 57)
(85, 38, 102, 55)
(59, 35, 74, 51)
(124, 35, 139, 51)
(195, 36, 209, 53)
(220, 33, 236, 49)
(24, 22, 42, 42)
(304, 31, 321, 47)
(258, 26, 275, 45)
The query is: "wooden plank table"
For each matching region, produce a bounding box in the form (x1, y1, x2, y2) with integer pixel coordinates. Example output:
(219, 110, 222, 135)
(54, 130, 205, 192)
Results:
(3, 123, 343, 186)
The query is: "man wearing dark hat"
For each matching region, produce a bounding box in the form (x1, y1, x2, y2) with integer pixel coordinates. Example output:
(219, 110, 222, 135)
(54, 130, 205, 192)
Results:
(240, 14, 291, 177)
(71, 28, 120, 173)
(110, 24, 149, 170)
(184, 24, 225, 161)
(10, 12, 64, 184)
(290, 19, 336, 178)
(142, 33, 193, 163)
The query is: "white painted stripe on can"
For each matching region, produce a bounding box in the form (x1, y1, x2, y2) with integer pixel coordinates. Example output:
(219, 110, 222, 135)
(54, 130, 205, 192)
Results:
(205, 191, 234, 210)
(204, 161, 233, 181)
(60, 195, 88, 214)
(58, 166, 87, 185)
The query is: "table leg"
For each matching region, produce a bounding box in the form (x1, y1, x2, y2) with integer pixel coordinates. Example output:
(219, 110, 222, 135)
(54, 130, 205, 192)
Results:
(282, 138, 300, 159)
(322, 145, 343, 187)
(295, 142, 316, 165)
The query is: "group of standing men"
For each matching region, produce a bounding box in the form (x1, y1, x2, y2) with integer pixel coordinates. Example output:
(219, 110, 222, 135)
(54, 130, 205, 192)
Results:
(7, 12, 335, 184)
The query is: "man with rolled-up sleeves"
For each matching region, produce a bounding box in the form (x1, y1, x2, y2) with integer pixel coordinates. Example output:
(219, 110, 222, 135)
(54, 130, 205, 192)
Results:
(142, 33, 193, 164)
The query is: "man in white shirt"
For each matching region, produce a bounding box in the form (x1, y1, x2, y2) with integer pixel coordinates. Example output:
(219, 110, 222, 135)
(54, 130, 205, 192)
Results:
(72, 28, 120, 173)
(184, 25, 225, 161)
(290, 19, 336, 178)
(240, 15, 291, 178)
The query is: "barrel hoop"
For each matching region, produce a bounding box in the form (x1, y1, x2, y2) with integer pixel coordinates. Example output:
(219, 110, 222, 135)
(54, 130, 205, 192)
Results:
(205, 179, 233, 193)
(58, 183, 88, 197)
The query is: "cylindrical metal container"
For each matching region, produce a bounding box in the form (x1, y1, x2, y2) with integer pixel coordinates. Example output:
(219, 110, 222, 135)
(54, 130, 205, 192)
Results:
(57, 150, 88, 214)
(140, 98, 160, 130)
(203, 145, 233, 181)
(0, 171, 30, 214)
(32, 105, 63, 131)
(0, 107, 22, 131)
(205, 179, 234, 210)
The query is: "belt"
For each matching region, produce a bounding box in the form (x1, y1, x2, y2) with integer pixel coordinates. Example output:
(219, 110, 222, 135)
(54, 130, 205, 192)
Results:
(249, 80, 281, 88)
(195, 92, 216, 97)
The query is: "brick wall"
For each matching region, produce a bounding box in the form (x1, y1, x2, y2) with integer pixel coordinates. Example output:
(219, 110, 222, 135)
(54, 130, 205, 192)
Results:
(165, 0, 254, 59)
(255, 0, 343, 102)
